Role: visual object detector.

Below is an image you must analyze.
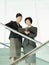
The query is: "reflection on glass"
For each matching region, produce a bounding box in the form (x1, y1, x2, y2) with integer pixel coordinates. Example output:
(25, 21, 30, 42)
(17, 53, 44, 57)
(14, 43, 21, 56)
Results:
(0, 23, 49, 65)
(12, 41, 49, 65)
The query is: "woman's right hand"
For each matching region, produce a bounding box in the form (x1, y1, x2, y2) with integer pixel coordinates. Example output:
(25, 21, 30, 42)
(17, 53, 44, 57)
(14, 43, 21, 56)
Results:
(24, 31, 30, 35)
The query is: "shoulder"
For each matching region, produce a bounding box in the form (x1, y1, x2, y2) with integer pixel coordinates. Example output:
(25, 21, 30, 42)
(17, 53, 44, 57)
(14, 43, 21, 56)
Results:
(10, 21, 16, 25)
(7, 20, 14, 24)
(30, 26, 37, 32)
(31, 26, 37, 29)
(13, 21, 22, 28)
(11, 21, 16, 23)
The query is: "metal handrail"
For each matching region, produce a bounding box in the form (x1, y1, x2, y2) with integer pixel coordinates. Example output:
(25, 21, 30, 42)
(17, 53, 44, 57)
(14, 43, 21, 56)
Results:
(0, 42, 9, 47)
(0, 42, 24, 53)
(0, 41, 49, 64)
(0, 22, 42, 44)
(0, 22, 49, 65)
(11, 40, 49, 65)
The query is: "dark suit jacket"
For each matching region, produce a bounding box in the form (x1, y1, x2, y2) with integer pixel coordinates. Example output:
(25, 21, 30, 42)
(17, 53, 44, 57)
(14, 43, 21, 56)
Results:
(5, 21, 22, 43)
(27, 26, 37, 39)
(18, 26, 37, 38)
(19, 26, 37, 48)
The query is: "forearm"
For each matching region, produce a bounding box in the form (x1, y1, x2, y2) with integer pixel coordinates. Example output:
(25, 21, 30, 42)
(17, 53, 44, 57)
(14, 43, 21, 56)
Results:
(28, 32, 37, 38)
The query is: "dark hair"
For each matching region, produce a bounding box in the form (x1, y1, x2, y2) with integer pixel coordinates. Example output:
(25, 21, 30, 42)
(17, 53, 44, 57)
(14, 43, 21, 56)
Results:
(25, 17, 33, 24)
(16, 13, 22, 18)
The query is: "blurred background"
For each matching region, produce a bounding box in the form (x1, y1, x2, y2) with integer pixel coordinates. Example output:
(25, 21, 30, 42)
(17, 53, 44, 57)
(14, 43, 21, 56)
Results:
(0, 0, 49, 47)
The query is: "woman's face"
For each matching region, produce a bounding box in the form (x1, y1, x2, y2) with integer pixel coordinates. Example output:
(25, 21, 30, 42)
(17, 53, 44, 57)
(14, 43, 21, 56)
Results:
(25, 19, 31, 26)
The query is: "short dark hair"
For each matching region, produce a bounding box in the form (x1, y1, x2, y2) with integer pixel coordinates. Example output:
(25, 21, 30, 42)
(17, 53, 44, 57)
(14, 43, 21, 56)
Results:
(25, 17, 33, 24)
(16, 13, 22, 18)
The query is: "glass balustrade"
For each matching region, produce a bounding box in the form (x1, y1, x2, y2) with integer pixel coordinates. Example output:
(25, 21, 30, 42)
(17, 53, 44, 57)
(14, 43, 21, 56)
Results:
(0, 24, 49, 65)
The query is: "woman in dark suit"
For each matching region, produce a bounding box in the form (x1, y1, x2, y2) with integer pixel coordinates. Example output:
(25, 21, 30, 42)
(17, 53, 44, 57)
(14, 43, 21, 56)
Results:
(5, 13, 22, 64)
(23, 17, 37, 65)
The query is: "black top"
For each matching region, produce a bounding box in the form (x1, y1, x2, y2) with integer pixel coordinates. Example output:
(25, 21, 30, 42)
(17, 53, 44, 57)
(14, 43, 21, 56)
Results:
(5, 21, 22, 42)
(18, 26, 37, 48)
(18, 26, 37, 39)
(26, 26, 37, 38)
(23, 26, 37, 48)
